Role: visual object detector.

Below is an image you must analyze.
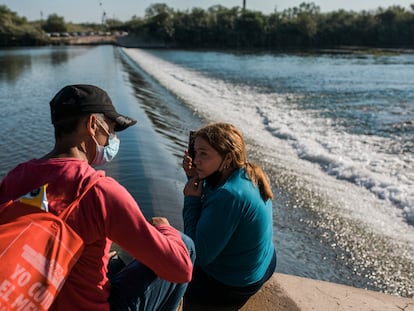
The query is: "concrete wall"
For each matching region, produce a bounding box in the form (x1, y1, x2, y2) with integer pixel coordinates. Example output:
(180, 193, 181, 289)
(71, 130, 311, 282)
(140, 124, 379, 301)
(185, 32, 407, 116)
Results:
(183, 273, 414, 311)
(241, 273, 414, 311)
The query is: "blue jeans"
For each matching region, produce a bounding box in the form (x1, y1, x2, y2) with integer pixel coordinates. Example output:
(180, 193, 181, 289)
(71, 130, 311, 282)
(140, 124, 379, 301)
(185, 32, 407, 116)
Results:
(108, 234, 195, 311)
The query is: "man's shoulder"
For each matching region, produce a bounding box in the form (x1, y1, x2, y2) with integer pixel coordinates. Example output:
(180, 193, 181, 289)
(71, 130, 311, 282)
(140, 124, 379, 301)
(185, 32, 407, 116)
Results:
(90, 174, 132, 201)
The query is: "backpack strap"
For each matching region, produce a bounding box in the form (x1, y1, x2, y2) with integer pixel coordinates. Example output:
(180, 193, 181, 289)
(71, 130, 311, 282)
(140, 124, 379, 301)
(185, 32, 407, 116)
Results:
(59, 177, 102, 221)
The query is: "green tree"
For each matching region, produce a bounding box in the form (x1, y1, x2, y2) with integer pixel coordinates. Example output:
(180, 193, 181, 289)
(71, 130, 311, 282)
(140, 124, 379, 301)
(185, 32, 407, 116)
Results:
(265, 11, 283, 47)
(297, 6, 319, 45)
(123, 16, 145, 33)
(318, 9, 358, 46)
(376, 6, 408, 46)
(0, 5, 48, 46)
(106, 18, 124, 29)
(352, 11, 377, 46)
(209, 6, 240, 46)
(173, 8, 212, 46)
(0, 5, 27, 25)
(235, 11, 265, 46)
(42, 14, 67, 33)
(144, 3, 175, 42)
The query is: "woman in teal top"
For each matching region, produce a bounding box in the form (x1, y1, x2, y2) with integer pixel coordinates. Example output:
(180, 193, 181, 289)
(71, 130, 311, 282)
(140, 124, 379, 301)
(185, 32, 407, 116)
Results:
(182, 122, 276, 308)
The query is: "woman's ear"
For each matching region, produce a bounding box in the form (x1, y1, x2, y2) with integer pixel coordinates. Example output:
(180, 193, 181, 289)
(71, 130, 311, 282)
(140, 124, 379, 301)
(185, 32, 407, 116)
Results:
(224, 153, 233, 167)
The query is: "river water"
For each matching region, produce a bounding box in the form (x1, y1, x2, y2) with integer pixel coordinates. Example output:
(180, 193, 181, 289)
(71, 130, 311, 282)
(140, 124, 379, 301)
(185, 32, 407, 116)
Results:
(0, 45, 413, 298)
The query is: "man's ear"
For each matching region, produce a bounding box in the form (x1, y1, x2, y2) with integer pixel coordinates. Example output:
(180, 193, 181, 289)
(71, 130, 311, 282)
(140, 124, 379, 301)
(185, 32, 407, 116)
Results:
(86, 114, 98, 136)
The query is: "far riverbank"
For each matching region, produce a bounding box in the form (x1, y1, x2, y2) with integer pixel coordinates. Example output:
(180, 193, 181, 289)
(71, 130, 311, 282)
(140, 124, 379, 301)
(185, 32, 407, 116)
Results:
(45, 33, 414, 55)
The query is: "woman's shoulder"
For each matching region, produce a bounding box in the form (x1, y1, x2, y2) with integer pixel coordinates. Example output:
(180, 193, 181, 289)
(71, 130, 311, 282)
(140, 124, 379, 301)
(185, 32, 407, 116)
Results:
(226, 168, 255, 190)
(225, 169, 267, 202)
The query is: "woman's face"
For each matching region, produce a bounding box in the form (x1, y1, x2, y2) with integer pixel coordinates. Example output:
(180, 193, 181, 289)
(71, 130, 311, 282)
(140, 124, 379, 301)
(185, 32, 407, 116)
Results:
(193, 137, 224, 179)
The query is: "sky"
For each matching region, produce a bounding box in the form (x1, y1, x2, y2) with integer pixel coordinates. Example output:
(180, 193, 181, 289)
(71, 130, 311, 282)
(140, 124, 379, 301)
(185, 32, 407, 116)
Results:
(1, 0, 413, 23)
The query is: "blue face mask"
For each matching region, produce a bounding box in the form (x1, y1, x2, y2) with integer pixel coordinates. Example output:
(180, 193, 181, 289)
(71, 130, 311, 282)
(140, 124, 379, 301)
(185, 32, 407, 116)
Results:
(91, 120, 120, 166)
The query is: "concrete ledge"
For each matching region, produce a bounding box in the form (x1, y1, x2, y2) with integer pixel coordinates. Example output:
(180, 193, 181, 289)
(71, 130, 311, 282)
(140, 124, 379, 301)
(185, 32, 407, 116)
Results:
(184, 273, 414, 310)
(241, 273, 414, 311)
(240, 274, 300, 311)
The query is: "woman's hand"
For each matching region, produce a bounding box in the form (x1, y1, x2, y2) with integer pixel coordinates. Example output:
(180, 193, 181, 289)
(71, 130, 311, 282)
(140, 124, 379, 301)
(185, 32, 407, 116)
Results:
(184, 176, 203, 197)
(182, 150, 197, 178)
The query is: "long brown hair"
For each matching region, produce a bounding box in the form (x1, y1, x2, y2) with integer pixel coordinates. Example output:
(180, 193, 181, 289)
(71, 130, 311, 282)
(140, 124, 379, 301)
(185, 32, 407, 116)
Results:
(195, 122, 273, 201)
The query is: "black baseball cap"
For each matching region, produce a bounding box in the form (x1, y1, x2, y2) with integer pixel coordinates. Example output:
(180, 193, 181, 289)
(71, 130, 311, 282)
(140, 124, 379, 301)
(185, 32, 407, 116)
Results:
(50, 84, 137, 131)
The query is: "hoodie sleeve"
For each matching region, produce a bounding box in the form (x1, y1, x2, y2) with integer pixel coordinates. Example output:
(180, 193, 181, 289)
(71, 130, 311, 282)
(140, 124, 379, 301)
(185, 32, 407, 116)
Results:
(93, 178, 193, 283)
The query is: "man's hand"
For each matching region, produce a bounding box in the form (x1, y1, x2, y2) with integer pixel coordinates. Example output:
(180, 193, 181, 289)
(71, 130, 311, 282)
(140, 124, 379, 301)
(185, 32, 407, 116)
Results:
(150, 217, 170, 226)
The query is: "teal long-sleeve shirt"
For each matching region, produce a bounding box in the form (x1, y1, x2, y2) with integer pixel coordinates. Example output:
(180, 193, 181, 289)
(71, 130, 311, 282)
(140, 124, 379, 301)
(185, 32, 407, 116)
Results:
(183, 168, 275, 287)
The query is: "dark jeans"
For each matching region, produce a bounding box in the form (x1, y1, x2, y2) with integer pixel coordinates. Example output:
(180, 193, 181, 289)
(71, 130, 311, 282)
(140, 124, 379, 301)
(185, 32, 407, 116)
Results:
(184, 250, 276, 309)
(108, 234, 195, 311)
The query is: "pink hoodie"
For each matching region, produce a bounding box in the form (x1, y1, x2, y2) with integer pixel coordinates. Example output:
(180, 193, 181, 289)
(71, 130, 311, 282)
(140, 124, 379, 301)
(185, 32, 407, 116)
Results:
(0, 158, 192, 311)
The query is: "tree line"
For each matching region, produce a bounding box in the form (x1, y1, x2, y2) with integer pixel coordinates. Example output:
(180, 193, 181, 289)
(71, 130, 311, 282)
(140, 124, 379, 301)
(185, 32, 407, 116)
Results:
(0, 5, 112, 46)
(2, 2, 414, 48)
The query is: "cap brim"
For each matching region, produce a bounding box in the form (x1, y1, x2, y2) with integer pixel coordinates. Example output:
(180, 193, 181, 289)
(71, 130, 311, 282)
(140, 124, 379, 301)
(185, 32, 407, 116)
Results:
(106, 111, 137, 131)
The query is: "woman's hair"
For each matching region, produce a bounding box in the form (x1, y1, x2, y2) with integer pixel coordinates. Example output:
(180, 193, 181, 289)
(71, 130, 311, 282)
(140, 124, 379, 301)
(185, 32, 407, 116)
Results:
(195, 122, 273, 201)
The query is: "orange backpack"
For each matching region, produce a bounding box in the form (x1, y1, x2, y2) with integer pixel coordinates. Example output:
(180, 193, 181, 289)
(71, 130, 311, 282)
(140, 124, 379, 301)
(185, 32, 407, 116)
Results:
(0, 179, 100, 310)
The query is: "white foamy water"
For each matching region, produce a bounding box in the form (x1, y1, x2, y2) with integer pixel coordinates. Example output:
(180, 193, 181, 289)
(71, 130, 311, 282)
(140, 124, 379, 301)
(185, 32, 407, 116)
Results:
(121, 48, 414, 256)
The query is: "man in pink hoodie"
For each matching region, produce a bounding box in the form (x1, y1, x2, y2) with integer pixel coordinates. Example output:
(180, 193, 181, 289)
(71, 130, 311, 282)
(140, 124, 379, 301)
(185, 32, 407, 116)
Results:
(0, 84, 194, 311)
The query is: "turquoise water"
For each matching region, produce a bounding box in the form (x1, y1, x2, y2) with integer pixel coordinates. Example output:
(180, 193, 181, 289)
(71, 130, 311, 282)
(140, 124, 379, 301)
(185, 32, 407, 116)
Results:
(0, 46, 412, 297)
